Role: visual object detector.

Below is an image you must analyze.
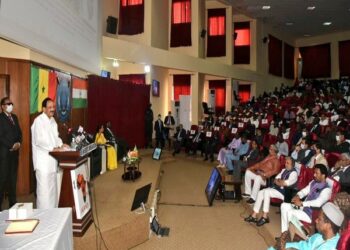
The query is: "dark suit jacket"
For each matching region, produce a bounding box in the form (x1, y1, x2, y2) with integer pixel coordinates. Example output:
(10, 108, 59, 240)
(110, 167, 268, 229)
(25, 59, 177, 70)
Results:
(164, 115, 175, 126)
(154, 119, 164, 138)
(174, 128, 186, 142)
(0, 112, 22, 157)
(104, 127, 116, 145)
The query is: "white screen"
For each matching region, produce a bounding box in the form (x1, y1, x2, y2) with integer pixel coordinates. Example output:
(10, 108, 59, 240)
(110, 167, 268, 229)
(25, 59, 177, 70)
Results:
(0, 0, 101, 73)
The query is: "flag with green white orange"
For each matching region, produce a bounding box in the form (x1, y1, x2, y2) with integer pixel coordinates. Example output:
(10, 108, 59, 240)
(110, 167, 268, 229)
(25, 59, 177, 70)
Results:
(72, 78, 88, 108)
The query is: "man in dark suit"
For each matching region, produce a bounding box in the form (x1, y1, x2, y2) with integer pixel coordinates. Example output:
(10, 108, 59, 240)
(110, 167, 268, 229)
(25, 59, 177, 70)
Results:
(172, 124, 187, 156)
(145, 104, 154, 148)
(154, 114, 165, 149)
(0, 97, 22, 210)
(164, 111, 175, 148)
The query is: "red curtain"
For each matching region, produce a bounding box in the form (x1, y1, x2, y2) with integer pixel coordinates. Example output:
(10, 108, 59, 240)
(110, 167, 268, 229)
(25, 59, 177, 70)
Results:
(238, 85, 251, 103)
(339, 40, 350, 77)
(299, 43, 331, 78)
(268, 35, 283, 77)
(119, 74, 146, 84)
(173, 74, 191, 101)
(234, 22, 250, 64)
(284, 43, 295, 79)
(118, 0, 144, 35)
(87, 75, 150, 147)
(207, 8, 226, 57)
(170, 0, 191, 47)
(209, 80, 226, 114)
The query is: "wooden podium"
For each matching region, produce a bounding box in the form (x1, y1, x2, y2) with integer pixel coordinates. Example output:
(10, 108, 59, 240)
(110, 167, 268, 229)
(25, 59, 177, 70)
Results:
(50, 144, 96, 237)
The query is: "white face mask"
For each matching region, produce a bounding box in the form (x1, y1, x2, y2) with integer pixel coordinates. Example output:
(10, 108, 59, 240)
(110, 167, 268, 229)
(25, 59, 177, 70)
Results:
(302, 132, 307, 137)
(336, 135, 340, 142)
(300, 143, 306, 149)
(6, 104, 13, 113)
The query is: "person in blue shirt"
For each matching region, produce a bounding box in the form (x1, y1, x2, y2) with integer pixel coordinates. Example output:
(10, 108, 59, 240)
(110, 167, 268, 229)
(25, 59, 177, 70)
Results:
(225, 135, 249, 171)
(268, 202, 344, 250)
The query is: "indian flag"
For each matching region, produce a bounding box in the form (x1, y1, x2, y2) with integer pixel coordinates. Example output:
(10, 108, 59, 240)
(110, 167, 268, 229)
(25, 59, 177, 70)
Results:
(30, 65, 57, 114)
(72, 78, 88, 108)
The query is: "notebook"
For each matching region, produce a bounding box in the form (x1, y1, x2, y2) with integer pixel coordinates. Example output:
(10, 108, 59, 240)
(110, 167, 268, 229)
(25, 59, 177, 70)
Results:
(151, 217, 170, 237)
(5, 219, 39, 234)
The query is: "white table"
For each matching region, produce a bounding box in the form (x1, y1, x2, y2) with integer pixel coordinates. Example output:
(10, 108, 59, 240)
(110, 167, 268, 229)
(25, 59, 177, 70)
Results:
(0, 208, 73, 250)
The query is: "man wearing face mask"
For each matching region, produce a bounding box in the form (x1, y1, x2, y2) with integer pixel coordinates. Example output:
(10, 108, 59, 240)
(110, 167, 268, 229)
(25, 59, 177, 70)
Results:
(0, 97, 22, 210)
(31, 97, 69, 209)
(154, 114, 165, 149)
(328, 130, 350, 154)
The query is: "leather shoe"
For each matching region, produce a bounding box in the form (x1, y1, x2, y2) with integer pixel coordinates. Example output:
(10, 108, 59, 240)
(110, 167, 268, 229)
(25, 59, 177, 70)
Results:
(204, 157, 208, 161)
(246, 198, 255, 204)
(256, 217, 270, 227)
(244, 215, 257, 223)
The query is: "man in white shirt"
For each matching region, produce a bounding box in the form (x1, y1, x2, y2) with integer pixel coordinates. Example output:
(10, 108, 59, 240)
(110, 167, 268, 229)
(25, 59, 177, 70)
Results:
(280, 164, 331, 232)
(31, 98, 68, 209)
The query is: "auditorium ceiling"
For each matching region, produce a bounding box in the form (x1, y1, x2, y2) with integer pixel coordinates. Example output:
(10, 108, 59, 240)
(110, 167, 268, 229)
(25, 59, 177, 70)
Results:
(224, 0, 350, 37)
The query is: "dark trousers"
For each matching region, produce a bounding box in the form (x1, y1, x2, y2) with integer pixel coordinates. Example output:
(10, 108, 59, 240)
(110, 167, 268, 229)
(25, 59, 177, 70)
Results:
(155, 134, 165, 149)
(0, 150, 19, 210)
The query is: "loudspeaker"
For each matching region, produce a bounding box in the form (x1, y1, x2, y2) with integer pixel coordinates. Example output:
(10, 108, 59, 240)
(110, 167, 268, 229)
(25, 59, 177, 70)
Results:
(263, 37, 269, 44)
(200, 29, 206, 38)
(106, 16, 118, 34)
(233, 32, 238, 40)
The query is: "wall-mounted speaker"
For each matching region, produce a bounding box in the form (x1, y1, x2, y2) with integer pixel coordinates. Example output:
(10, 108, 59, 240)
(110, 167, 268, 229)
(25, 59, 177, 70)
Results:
(106, 16, 118, 34)
(200, 29, 207, 38)
(233, 32, 238, 40)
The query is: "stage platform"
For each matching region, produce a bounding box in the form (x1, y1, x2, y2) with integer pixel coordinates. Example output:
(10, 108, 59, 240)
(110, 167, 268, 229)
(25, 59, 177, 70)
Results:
(74, 150, 163, 250)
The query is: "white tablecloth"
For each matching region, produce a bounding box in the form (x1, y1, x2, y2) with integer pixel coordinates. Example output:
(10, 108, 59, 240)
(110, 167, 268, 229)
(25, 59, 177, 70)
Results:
(0, 208, 73, 250)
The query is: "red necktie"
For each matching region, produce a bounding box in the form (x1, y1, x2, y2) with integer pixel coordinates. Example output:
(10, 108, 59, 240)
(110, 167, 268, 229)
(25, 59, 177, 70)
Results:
(8, 115, 15, 126)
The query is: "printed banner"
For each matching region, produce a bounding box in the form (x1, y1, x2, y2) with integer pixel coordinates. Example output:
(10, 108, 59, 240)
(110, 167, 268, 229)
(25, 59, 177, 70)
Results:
(71, 162, 91, 220)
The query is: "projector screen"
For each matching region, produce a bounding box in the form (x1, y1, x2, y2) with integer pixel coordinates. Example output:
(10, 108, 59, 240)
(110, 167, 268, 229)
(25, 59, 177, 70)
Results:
(0, 0, 101, 73)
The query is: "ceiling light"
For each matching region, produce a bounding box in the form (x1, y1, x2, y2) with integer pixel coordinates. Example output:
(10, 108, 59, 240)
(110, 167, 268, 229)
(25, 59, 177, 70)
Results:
(323, 22, 332, 26)
(262, 6, 270, 10)
(307, 6, 316, 10)
(285, 22, 294, 26)
(112, 59, 119, 67)
(144, 65, 151, 73)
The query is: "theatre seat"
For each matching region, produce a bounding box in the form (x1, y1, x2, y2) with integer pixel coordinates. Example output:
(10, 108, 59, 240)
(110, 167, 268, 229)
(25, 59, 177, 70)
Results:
(337, 222, 350, 250)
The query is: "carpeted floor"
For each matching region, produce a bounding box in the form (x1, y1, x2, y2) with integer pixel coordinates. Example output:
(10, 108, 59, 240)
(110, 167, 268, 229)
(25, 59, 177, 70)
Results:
(133, 152, 280, 250)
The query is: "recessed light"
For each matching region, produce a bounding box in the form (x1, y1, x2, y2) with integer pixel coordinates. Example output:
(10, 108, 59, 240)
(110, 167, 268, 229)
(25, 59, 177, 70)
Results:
(323, 22, 332, 26)
(307, 6, 316, 10)
(286, 22, 294, 26)
(262, 6, 271, 10)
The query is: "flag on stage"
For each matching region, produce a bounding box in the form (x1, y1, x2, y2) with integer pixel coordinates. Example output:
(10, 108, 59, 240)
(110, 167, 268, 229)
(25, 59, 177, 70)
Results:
(30, 65, 39, 114)
(72, 78, 88, 108)
(30, 64, 58, 114)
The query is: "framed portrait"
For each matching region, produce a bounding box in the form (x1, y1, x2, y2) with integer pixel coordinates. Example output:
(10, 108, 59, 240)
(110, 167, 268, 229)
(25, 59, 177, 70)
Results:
(152, 80, 160, 97)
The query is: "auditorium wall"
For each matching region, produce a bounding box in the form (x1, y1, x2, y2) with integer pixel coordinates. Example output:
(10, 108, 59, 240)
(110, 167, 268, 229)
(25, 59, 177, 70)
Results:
(151, 0, 169, 50)
(295, 30, 350, 79)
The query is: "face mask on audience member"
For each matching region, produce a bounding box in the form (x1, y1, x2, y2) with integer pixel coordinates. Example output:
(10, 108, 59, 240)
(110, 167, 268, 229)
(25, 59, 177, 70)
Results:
(6, 104, 13, 113)
(336, 135, 340, 142)
(302, 131, 307, 137)
(300, 143, 306, 149)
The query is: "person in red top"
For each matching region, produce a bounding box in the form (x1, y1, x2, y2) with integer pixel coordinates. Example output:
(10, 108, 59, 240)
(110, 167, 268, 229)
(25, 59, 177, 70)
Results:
(243, 144, 281, 204)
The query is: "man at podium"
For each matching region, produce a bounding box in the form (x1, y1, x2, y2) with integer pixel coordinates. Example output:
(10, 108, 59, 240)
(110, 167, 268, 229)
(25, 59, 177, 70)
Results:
(31, 98, 69, 209)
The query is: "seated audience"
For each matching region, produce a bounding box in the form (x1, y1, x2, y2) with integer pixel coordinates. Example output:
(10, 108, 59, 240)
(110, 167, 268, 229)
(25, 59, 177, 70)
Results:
(203, 127, 219, 162)
(185, 126, 204, 156)
(217, 133, 241, 165)
(280, 164, 331, 232)
(307, 143, 328, 169)
(331, 153, 350, 188)
(328, 130, 350, 154)
(224, 135, 249, 171)
(243, 144, 280, 204)
(276, 134, 289, 157)
(172, 124, 186, 156)
(268, 202, 344, 250)
(94, 124, 117, 171)
(244, 157, 298, 226)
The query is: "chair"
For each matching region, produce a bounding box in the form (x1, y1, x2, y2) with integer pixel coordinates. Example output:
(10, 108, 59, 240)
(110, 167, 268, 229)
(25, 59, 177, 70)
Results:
(325, 152, 341, 168)
(337, 222, 350, 250)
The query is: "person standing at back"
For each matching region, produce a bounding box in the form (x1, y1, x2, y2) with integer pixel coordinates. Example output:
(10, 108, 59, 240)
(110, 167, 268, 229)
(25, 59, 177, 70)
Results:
(31, 97, 69, 209)
(0, 97, 22, 210)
